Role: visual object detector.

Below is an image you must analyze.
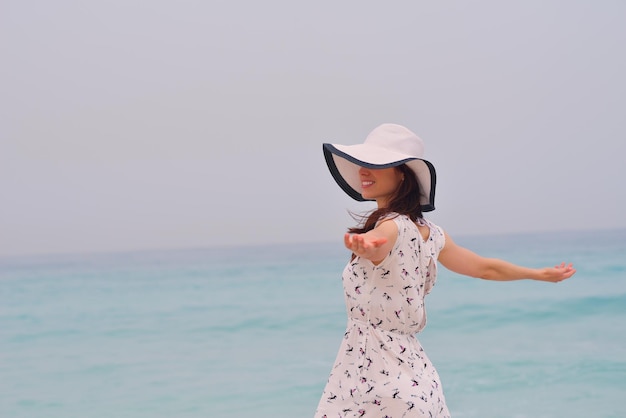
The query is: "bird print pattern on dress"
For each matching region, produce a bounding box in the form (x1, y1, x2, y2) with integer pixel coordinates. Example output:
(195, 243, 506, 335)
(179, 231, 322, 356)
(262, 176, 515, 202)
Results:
(315, 214, 450, 418)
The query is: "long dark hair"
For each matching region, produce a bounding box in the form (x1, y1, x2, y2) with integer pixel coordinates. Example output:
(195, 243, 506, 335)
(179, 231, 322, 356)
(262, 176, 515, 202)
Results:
(348, 164, 423, 235)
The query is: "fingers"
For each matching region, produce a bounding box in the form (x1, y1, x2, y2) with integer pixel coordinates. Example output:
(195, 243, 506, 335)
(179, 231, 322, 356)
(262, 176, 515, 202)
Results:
(344, 233, 388, 253)
(563, 264, 577, 278)
(555, 262, 574, 271)
(344, 233, 366, 252)
(548, 262, 576, 282)
(344, 234, 359, 252)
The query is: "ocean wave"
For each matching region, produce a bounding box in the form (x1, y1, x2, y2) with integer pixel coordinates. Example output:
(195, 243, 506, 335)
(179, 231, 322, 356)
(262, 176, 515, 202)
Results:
(433, 293, 626, 329)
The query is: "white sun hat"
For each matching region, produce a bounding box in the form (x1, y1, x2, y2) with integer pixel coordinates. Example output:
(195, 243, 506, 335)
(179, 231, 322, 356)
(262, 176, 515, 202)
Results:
(323, 123, 436, 212)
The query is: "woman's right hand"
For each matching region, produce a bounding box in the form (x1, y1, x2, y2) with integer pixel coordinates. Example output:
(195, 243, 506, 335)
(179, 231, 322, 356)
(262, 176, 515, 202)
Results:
(344, 233, 388, 259)
(344, 219, 398, 264)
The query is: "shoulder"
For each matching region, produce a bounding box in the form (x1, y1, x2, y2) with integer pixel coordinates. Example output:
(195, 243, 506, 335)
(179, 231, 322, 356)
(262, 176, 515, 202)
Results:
(375, 212, 409, 230)
(369, 213, 400, 241)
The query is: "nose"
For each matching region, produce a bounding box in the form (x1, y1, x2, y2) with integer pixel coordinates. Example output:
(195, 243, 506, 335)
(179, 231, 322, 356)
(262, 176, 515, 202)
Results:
(358, 167, 370, 176)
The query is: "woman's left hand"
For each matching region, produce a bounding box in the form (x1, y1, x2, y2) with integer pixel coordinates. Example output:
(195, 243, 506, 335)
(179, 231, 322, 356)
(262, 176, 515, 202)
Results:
(536, 262, 577, 282)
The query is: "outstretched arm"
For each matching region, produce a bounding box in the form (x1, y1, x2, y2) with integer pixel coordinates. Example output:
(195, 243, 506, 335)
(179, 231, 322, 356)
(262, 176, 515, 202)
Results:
(438, 231, 576, 282)
(344, 219, 398, 265)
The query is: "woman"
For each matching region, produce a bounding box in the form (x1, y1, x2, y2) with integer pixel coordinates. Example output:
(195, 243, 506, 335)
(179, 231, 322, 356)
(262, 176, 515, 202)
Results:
(314, 123, 576, 418)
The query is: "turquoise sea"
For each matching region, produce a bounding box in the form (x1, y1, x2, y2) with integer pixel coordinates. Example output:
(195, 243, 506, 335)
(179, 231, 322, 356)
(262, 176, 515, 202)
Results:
(1, 228, 625, 418)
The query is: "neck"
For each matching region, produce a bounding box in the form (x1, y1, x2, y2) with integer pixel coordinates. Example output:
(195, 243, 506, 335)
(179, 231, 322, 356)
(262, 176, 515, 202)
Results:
(376, 198, 390, 209)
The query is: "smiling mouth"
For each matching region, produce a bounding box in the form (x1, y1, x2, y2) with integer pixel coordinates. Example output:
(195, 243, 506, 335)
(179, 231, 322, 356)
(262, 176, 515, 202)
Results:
(361, 181, 374, 188)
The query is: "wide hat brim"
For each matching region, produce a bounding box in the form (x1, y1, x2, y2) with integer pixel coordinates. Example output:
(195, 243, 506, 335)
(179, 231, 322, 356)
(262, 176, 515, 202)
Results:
(323, 142, 437, 212)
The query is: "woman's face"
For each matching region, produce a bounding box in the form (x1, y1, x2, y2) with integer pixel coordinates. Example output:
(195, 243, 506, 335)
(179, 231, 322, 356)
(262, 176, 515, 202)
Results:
(358, 166, 403, 207)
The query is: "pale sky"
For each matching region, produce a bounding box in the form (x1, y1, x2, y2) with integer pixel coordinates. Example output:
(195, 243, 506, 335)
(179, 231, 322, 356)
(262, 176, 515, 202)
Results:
(2, 1, 625, 257)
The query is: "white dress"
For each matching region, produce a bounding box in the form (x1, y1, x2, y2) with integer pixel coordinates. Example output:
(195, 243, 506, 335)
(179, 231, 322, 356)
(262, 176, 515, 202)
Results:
(315, 214, 451, 418)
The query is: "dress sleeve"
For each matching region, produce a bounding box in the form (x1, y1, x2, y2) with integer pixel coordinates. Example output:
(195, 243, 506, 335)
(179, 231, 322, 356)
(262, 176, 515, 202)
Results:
(434, 224, 446, 252)
(424, 220, 445, 294)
